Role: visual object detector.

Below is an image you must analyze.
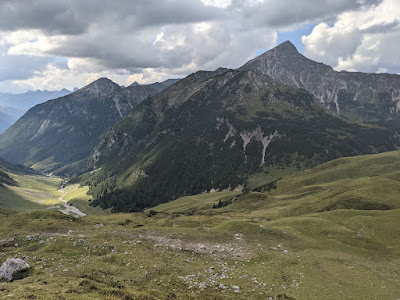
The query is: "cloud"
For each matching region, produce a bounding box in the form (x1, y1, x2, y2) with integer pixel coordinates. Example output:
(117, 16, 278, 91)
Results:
(302, 0, 400, 73)
(0, 52, 53, 81)
(229, 0, 382, 28)
(0, 0, 395, 92)
(0, 0, 223, 35)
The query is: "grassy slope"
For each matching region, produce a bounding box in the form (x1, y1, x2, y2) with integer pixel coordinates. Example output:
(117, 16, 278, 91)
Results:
(150, 191, 240, 214)
(0, 151, 400, 299)
(0, 174, 61, 210)
(62, 183, 111, 215)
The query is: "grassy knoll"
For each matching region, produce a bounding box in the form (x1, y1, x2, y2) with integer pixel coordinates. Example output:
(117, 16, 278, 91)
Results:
(149, 191, 240, 215)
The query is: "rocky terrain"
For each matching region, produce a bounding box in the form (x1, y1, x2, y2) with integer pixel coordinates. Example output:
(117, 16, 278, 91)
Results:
(241, 41, 400, 123)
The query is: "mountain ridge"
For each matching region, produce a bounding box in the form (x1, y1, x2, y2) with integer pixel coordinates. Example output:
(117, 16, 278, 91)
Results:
(241, 41, 400, 122)
(0, 78, 169, 171)
(86, 68, 400, 212)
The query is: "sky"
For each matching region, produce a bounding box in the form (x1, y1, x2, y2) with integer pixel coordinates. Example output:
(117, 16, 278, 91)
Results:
(0, 0, 399, 93)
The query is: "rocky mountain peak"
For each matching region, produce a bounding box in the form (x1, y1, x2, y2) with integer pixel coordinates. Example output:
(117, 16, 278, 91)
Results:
(240, 40, 400, 121)
(272, 40, 298, 54)
(78, 77, 120, 97)
(130, 81, 139, 87)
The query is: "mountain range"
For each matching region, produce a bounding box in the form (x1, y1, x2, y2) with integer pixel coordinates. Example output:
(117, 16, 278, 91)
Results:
(1, 41, 400, 212)
(0, 89, 73, 133)
(86, 67, 400, 211)
(0, 78, 178, 172)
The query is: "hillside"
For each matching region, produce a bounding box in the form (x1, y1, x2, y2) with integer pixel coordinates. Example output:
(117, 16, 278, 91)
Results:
(1, 151, 400, 299)
(0, 79, 165, 172)
(153, 150, 400, 218)
(86, 69, 400, 212)
(241, 41, 400, 123)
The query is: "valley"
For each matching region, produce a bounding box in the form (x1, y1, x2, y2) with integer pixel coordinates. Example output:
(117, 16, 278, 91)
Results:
(0, 151, 400, 299)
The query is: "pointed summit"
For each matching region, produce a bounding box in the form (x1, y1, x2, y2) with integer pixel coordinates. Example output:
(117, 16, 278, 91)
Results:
(78, 77, 120, 97)
(244, 40, 300, 66)
(59, 88, 71, 93)
(130, 81, 139, 87)
(274, 40, 298, 53)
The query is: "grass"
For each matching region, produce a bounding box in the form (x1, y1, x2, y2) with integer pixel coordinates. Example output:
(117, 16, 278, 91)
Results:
(0, 174, 62, 210)
(29, 155, 59, 173)
(1, 151, 400, 299)
(245, 166, 300, 190)
(63, 184, 111, 215)
(149, 191, 240, 214)
(0, 172, 103, 215)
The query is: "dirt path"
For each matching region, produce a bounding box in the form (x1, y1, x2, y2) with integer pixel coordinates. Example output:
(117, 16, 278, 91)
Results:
(57, 189, 86, 218)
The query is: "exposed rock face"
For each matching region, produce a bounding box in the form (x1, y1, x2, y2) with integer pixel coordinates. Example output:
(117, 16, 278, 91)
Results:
(241, 41, 400, 123)
(217, 117, 282, 165)
(0, 258, 31, 282)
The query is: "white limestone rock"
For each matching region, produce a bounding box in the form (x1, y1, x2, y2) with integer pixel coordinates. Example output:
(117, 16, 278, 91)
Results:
(0, 258, 31, 282)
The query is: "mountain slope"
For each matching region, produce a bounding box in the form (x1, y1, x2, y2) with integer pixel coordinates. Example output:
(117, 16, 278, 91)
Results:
(86, 69, 399, 212)
(241, 41, 400, 123)
(151, 150, 400, 218)
(0, 78, 162, 172)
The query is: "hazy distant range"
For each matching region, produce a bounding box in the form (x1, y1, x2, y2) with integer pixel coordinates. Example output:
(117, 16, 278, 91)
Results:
(0, 89, 74, 134)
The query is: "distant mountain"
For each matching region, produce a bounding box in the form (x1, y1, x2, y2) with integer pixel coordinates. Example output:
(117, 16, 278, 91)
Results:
(86, 68, 400, 212)
(0, 78, 167, 172)
(0, 89, 72, 111)
(0, 88, 72, 133)
(0, 106, 25, 134)
(241, 41, 400, 123)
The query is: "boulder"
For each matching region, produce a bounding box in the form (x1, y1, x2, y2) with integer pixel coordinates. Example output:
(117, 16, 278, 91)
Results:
(0, 258, 31, 282)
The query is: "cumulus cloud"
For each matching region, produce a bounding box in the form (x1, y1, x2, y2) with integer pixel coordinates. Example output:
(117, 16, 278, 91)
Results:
(0, 0, 396, 92)
(302, 0, 400, 73)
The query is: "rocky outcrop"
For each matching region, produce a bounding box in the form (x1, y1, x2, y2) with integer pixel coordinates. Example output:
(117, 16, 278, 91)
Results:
(217, 117, 283, 165)
(0, 258, 31, 282)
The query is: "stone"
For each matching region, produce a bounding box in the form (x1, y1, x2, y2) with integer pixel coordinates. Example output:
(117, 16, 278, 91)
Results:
(232, 285, 240, 292)
(0, 258, 31, 282)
